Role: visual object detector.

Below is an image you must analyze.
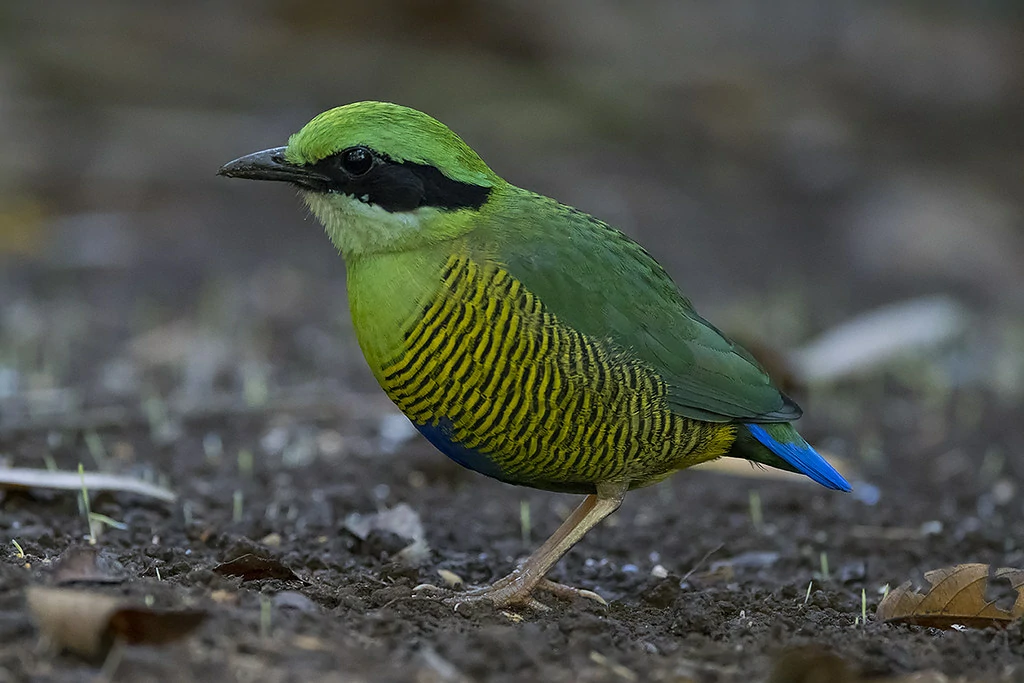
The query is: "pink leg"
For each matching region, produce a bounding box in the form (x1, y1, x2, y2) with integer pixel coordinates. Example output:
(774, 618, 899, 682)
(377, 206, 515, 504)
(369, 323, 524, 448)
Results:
(419, 481, 627, 610)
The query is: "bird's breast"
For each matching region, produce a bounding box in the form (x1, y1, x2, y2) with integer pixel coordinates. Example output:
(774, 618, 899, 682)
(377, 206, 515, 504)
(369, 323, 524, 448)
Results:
(375, 254, 735, 491)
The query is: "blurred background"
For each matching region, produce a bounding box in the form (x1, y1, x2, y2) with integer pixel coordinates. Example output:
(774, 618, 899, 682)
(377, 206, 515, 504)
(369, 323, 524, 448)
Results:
(1, 0, 1023, 467)
(2, 2, 1024, 678)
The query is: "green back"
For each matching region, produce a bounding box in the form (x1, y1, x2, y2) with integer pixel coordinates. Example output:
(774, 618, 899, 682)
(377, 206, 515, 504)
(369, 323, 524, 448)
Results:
(471, 188, 800, 424)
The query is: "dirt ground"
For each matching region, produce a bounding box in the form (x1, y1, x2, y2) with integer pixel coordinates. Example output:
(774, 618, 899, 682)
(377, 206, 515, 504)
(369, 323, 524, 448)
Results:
(2, 227, 1023, 683)
(3, 2, 1024, 681)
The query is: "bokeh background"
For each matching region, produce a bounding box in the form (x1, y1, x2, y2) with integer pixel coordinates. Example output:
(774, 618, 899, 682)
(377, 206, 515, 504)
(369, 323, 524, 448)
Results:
(2, 2, 1024, 680)
(2, 1, 1023, 415)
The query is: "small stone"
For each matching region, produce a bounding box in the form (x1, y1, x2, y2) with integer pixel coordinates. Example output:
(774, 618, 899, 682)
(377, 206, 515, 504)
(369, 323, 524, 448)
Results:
(992, 479, 1016, 506)
(273, 590, 318, 612)
(317, 430, 345, 458)
(437, 569, 464, 588)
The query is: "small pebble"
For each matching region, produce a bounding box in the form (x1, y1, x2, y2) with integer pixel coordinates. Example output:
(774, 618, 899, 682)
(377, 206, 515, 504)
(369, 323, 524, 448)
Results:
(273, 591, 318, 613)
(437, 568, 464, 588)
(852, 482, 881, 506)
(379, 413, 418, 453)
(992, 479, 1016, 505)
(651, 564, 669, 579)
(317, 430, 345, 457)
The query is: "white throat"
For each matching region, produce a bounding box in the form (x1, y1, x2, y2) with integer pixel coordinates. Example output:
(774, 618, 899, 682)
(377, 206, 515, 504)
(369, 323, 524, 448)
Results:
(301, 191, 439, 258)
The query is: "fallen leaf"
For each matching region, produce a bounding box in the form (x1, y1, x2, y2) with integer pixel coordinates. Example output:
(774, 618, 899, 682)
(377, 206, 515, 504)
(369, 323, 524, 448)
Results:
(107, 607, 207, 646)
(292, 634, 331, 652)
(259, 532, 282, 547)
(26, 586, 205, 659)
(51, 547, 125, 585)
(213, 553, 303, 583)
(272, 590, 317, 612)
(876, 563, 1024, 629)
(0, 467, 175, 503)
(769, 646, 856, 683)
(437, 569, 464, 588)
(344, 503, 424, 543)
(345, 503, 430, 565)
(788, 296, 967, 382)
(710, 551, 780, 572)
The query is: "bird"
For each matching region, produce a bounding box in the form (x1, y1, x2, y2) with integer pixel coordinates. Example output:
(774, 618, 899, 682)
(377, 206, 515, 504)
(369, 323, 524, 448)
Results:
(219, 101, 851, 610)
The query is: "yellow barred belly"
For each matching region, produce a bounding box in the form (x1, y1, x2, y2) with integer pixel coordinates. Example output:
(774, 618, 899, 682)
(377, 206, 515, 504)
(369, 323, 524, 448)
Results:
(378, 255, 736, 492)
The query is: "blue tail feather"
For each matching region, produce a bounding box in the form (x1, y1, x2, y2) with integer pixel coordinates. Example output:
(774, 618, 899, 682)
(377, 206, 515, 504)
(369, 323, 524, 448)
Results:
(745, 423, 851, 491)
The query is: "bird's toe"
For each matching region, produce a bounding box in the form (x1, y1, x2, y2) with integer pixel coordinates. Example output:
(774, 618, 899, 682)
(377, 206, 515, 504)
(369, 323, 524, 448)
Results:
(536, 578, 608, 606)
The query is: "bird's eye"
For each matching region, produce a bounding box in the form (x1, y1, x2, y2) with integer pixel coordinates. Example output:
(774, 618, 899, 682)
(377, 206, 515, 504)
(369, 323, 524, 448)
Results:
(340, 147, 373, 176)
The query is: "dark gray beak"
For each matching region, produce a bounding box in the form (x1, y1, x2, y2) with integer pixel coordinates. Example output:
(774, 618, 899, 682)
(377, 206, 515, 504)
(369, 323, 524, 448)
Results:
(218, 147, 330, 191)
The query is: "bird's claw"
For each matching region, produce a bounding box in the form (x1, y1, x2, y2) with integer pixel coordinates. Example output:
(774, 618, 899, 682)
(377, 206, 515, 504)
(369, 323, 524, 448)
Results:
(411, 577, 606, 612)
(536, 578, 608, 606)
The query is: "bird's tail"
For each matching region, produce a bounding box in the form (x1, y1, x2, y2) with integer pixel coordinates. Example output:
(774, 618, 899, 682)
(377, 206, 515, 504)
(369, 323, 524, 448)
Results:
(729, 423, 851, 491)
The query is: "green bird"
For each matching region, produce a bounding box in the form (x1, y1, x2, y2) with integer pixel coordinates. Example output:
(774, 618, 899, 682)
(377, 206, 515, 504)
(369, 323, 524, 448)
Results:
(219, 102, 850, 609)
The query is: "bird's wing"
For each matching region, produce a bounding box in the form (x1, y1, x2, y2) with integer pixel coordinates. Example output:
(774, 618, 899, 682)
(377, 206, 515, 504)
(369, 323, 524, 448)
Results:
(487, 196, 800, 423)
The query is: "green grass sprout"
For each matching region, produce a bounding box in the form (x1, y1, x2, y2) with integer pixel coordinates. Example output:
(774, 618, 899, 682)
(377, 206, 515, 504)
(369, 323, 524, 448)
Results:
(89, 512, 128, 531)
(520, 499, 532, 545)
(238, 449, 254, 479)
(78, 463, 96, 545)
(260, 594, 272, 638)
(748, 490, 763, 531)
(84, 431, 108, 469)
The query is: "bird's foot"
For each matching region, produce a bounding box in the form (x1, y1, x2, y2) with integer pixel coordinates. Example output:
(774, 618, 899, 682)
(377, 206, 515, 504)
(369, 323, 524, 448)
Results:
(414, 570, 606, 611)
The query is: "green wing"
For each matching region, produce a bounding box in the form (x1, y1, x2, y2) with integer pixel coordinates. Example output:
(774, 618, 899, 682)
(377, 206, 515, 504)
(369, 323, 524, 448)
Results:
(485, 192, 799, 424)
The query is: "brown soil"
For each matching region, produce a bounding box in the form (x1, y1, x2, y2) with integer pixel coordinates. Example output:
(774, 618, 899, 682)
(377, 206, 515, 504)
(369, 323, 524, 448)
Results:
(1, 255, 1023, 682)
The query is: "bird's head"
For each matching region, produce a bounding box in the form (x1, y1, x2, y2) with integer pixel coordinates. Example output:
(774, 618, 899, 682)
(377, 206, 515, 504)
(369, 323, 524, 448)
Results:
(219, 101, 501, 257)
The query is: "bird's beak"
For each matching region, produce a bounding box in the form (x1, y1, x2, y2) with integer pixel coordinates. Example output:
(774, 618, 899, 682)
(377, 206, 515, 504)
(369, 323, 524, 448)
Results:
(217, 147, 330, 191)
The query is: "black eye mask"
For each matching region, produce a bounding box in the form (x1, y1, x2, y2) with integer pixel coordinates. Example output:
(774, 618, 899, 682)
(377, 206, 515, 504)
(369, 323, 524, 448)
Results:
(311, 147, 492, 213)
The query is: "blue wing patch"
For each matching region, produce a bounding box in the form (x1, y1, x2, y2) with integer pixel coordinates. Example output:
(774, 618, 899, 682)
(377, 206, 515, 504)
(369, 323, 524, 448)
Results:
(413, 418, 506, 480)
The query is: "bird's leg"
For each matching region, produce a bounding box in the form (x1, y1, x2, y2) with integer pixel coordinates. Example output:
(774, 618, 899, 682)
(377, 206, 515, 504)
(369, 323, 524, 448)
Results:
(423, 481, 627, 610)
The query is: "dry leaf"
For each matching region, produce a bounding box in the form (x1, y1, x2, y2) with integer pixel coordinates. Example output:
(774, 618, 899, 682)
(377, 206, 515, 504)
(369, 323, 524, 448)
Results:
(0, 467, 175, 503)
(876, 563, 1024, 629)
(769, 646, 856, 683)
(344, 503, 430, 565)
(107, 607, 207, 646)
(51, 547, 125, 585)
(788, 295, 967, 382)
(213, 553, 303, 583)
(292, 634, 331, 652)
(26, 586, 205, 659)
(437, 569, 464, 588)
(272, 591, 318, 612)
(344, 503, 424, 543)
